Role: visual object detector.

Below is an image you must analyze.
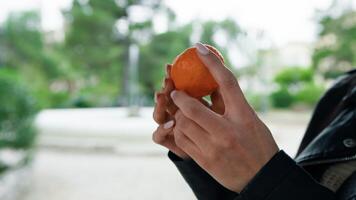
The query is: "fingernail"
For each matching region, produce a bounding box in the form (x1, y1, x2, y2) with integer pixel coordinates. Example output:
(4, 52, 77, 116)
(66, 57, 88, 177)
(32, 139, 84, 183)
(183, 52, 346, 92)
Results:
(170, 90, 177, 99)
(163, 120, 174, 129)
(195, 42, 209, 55)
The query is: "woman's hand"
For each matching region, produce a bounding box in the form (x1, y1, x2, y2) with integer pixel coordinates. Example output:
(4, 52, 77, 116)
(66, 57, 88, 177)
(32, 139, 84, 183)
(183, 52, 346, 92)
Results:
(152, 64, 189, 159)
(170, 43, 279, 192)
(152, 64, 226, 159)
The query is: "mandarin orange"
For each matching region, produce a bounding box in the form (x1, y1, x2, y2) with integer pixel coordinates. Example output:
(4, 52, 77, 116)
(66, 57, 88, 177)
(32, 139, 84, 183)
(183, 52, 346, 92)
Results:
(171, 44, 224, 98)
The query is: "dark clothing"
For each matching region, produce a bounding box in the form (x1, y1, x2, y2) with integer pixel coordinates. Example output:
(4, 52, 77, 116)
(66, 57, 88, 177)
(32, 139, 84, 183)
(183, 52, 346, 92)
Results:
(169, 69, 356, 200)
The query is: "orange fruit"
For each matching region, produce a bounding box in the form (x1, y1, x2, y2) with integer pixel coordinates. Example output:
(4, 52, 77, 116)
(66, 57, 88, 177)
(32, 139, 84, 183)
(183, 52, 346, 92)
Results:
(171, 44, 224, 98)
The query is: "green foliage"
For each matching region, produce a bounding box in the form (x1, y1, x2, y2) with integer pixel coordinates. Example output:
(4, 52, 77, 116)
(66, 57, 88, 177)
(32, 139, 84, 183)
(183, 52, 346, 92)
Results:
(245, 93, 269, 111)
(0, 11, 61, 79)
(138, 19, 241, 102)
(139, 25, 192, 98)
(0, 11, 67, 108)
(0, 12, 43, 68)
(0, 2, 242, 108)
(270, 67, 325, 108)
(62, 0, 125, 106)
(62, 0, 167, 106)
(63, 0, 123, 74)
(270, 87, 294, 108)
(0, 69, 38, 149)
(200, 19, 241, 67)
(274, 67, 313, 85)
(312, 11, 356, 78)
(295, 83, 325, 105)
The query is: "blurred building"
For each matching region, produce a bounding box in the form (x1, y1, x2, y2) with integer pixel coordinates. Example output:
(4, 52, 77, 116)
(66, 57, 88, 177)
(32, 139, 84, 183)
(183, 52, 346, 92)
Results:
(261, 42, 312, 77)
(238, 42, 313, 94)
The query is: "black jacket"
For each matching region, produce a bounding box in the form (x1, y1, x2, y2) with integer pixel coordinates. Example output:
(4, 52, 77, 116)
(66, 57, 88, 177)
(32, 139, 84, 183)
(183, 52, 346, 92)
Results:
(169, 69, 356, 200)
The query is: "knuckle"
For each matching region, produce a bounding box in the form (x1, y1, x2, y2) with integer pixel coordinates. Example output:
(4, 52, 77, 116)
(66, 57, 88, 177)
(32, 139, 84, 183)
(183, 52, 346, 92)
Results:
(176, 116, 189, 131)
(152, 112, 159, 123)
(175, 110, 183, 120)
(152, 130, 162, 144)
(152, 128, 165, 144)
(153, 110, 165, 124)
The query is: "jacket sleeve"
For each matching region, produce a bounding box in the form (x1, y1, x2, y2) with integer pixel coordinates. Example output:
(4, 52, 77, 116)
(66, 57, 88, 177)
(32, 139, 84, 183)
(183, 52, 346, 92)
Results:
(236, 150, 335, 200)
(168, 151, 238, 200)
(170, 150, 336, 200)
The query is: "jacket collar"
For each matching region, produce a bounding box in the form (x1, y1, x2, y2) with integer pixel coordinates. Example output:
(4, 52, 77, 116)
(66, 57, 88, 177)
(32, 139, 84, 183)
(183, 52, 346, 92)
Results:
(295, 84, 356, 166)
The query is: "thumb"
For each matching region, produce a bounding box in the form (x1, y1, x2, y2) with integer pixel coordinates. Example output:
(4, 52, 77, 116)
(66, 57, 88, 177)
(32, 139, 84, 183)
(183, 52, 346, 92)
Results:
(195, 42, 248, 116)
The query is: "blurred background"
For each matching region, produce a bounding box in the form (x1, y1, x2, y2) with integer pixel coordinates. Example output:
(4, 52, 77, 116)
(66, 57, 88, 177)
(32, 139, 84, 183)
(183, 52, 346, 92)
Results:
(0, 0, 355, 199)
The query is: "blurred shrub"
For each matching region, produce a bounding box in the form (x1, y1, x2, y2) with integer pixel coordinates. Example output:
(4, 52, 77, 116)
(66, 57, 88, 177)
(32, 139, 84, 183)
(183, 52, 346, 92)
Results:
(270, 87, 294, 108)
(246, 93, 269, 111)
(270, 67, 325, 109)
(68, 96, 93, 108)
(274, 67, 313, 85)
(295, 83, 325, 105)
(0, 69, 38, 149)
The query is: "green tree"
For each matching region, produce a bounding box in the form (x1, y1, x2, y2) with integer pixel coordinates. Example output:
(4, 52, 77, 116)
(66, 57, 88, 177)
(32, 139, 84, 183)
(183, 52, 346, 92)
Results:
(312, 10, 356, 78)
(0, 69, 38, 149)
(138, 19, 242, 103)
(63, 0, 124, 106)
(138, 24, 192, 98)
(0, 11, 62, 108)
(200, 19, 241, 67)
(63, 0, 167, 106)
(270, 67, 325, 108)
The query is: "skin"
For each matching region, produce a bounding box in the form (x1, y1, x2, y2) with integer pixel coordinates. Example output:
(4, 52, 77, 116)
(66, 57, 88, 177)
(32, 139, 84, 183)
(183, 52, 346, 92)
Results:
(152, 43, 279, 192)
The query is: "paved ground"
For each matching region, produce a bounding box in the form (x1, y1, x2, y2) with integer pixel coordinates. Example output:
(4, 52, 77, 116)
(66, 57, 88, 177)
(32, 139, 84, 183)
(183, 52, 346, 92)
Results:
(17, 108, 311, 200)
(19, 151, 195, 200)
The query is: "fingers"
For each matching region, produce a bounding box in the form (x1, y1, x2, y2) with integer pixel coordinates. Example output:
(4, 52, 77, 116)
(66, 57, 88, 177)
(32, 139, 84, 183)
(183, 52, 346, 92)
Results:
(173, 128, 202, 162)
(153, 64, 176, 123)
(152, 123, 189, 158)
(152, 120, 174, 144)
(195, 43, 247, 114)
(211, 90, 225, 114)
(163, 78, 174, 93)
(175, 110, 210, 148)
(171, 90, 226, 133)
(153, 92, 167, 124)
(166, 64, 172, 78)
(163, 77, 178, 115)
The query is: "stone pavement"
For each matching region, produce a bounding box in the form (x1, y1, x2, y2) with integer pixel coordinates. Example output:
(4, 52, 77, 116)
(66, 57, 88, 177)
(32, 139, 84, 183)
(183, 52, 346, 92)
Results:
(17, 108, 311, 200)
(19, 151, 195, 200)
(34, 108, 310, 156)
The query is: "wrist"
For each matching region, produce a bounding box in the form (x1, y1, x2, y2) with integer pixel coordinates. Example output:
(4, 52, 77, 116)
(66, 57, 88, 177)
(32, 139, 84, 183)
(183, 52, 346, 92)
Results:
(231, 148, 280, 192)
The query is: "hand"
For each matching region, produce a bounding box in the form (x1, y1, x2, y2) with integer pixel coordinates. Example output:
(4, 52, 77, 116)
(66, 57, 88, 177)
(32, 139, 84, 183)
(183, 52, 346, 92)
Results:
(152, 64, 188, 159)
(152, 64, 226, 159)
(170, 43, 279, 192)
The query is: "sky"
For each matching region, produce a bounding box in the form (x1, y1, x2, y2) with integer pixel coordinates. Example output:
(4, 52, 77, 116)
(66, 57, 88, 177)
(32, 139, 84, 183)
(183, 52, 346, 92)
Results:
(165, 0, 336, 46)
(0, 0, 346, 47)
